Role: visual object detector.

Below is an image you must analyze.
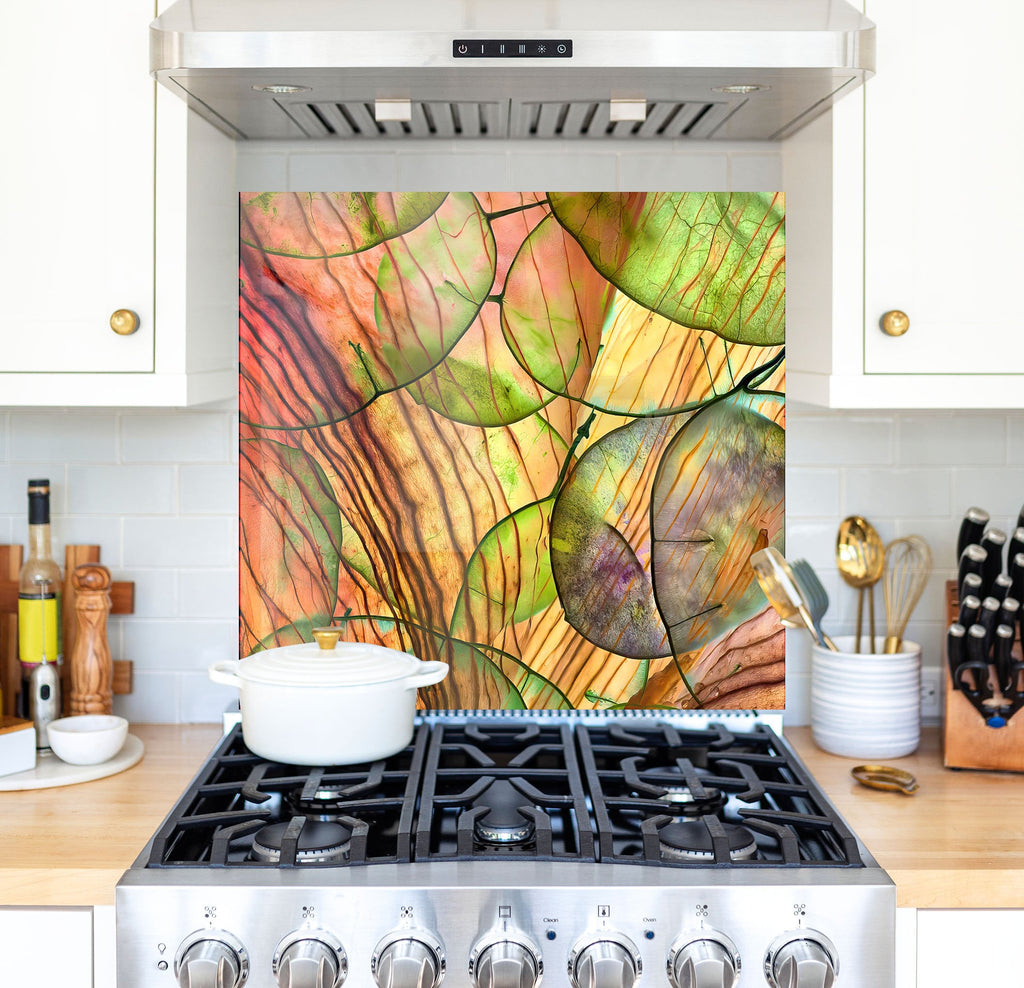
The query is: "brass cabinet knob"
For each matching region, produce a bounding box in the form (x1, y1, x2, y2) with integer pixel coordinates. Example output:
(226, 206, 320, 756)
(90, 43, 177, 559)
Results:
(880, 310, 910, 337)
(109, 308, 140, 336)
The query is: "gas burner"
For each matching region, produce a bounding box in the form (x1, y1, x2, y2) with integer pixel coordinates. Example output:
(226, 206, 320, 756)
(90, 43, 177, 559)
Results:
(658, 821, 758, 863)
(251, 820, 352, 864)
(471, 780, 536, 845)
(656, 783, 727, 817)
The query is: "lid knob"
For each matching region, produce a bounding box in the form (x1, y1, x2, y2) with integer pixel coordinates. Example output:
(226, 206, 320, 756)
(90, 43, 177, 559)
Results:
(312, 628, 342, 651)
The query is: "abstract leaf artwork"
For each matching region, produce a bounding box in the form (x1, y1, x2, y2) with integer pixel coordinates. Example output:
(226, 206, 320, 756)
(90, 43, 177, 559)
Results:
(239, 191, 786, 711)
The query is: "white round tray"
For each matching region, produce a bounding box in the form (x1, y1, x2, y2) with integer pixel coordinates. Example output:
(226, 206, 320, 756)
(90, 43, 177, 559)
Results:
(0, 733, 144, 791)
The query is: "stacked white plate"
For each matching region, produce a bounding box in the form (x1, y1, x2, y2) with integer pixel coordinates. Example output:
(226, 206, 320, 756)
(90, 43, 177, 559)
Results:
(810, 636, 921, 759)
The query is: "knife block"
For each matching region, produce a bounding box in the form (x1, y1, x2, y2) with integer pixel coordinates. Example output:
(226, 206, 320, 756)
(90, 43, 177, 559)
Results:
(943, 580, 1024, 772)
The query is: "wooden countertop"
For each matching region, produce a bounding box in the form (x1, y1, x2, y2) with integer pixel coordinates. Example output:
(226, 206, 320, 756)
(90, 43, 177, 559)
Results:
(1, 724, 1020, 909)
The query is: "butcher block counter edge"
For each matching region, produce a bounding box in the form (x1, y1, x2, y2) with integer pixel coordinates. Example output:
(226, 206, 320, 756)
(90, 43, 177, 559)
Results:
(1, 724, 1020, 909)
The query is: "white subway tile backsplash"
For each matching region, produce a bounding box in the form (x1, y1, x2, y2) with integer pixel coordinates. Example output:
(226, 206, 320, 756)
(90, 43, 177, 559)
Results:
(785, 468, 840, 517)
(118, 569, 180, 619)
(180, 465, 239, 515)
(179, 569, 238, 619)
(10, 412, 117, 462)
(950, 467, 1024, 531)
(180, 672, 239, 724)
(68, 465, 176, 515)
(52, 516, 123, 567)
(786, 414, 893, 466)
(843, 468, 951, 519)
(122, 618, 236, 672)
(120, 411, 230, 463)
(899, 413, 1007, 465)
(1008, 417, 1024, 465)
(617, 153, 727, 191)
(124, 517, 236, 567)
(0, 464, 66, 514)
(784, 520, 843, 570)
(113, 671, 181, 724)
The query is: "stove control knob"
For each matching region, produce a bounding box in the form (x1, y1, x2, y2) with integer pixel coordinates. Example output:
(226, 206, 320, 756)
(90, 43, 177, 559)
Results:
(668, 932, 740, 988)
(568, 934, 642, 988)
(764, 931, 838, 988)
(470, 936, 543, 988)
(174, 930, 249, 988)
(372, 931, 445, 988)
(273, 931, 347, 988)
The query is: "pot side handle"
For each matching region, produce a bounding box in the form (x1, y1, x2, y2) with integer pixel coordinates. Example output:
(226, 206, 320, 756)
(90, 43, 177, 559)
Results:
(208, 660, 243, 689)
(407, 661, 449, 689)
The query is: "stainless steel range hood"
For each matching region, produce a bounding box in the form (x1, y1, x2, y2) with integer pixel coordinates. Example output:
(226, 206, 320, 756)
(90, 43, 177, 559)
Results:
(151, 0, 874, 142)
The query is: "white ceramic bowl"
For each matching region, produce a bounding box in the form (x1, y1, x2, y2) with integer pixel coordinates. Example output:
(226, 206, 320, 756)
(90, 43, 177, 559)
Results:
(47, 715, 128, 765)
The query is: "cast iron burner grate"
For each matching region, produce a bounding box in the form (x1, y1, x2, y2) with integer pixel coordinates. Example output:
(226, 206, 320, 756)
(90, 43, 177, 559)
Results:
(142, 719, 863, 870)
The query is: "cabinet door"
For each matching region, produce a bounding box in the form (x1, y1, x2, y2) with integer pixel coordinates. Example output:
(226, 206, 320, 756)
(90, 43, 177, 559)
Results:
(917, 910, 1021, 984)
(0, 0, 154, 373)
(0, 907, 94, 988)
(862, 0, 1024, 376)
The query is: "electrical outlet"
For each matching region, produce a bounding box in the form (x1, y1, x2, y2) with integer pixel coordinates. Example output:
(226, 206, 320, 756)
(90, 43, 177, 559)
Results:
(920, 667, 942, 720)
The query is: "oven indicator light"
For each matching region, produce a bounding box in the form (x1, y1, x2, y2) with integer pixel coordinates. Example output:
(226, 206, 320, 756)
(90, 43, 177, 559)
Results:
(546, 930, 557, 941)
(157, 960, 168, 971)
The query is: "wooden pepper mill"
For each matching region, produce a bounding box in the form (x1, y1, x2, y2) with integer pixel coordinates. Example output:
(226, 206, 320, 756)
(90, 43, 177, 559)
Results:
(68, 564, 113, 715)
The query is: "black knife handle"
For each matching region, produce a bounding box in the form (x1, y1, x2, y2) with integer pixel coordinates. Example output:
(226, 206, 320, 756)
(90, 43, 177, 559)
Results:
(978, 596, 1002, 646)
(957, 507, 990, 561)
(980, 529, 1008, 588)
(1008, 527, 1024, 568)
(958, 545, 988, 598)
(958, 594, 982, 628)
(946, 623, 966, 688)
(995, 624, 1016, 695)
(998, 596, 1020, 631)
(965, 624, 993, 698)
(1017, 503, 1024, 535)
(990, 573, 1014, 603)
(960, 572, 984, 605)
(1011, 552, 1024, 604)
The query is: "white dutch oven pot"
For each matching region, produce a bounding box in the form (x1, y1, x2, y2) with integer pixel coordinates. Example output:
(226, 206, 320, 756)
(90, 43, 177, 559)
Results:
(209, 628, 448, 765)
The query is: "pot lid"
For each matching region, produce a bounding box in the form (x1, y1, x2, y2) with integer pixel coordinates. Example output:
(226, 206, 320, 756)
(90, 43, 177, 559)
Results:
(237, 636, 426, 687)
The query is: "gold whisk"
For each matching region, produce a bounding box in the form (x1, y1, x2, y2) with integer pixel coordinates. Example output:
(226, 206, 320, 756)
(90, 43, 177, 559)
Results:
(882, 535, 933, 653)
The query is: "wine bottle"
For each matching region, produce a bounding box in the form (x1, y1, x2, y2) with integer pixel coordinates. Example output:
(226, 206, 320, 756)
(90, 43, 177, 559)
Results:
(18, 479, 62, 722)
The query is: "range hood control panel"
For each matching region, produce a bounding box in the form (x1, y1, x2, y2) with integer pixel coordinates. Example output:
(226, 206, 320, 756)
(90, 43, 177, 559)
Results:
(452, 40, 573, 58)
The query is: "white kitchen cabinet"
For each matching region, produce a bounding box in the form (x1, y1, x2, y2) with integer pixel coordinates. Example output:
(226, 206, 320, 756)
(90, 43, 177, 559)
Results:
(784, 0, 1024, 408)
(0, 0, 236, 407)
(0, 906, 94, 988)
(916, 909, 1023, 985)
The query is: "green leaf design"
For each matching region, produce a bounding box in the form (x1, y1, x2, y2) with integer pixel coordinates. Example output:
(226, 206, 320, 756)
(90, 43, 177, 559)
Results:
(375, 192, 497, 384)
(405, 307, 554, 426)
(501, 212, 615, 396)
(450, 499, 558, 645)
(651, 396, 785, 654)
(433, 636, 526, 709)
(549, 192, 785, 345)
(240, 192, 448, 257)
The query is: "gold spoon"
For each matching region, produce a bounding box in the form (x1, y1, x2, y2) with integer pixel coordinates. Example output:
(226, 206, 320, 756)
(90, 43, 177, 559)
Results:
(836, 516, 886, 653)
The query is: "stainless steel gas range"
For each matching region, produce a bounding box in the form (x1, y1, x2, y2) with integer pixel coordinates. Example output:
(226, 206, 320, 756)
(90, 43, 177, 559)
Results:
(116, 712, 894, 988)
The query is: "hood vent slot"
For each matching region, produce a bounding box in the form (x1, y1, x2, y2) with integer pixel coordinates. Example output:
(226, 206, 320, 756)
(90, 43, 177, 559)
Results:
(279, 98, 735, 140)
(517, 99, 733, 139)
(283, 100, 508, 139)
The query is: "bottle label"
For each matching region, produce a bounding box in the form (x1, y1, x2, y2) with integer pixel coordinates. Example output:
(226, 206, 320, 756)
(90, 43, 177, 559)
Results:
(18, 594, 62, 667)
